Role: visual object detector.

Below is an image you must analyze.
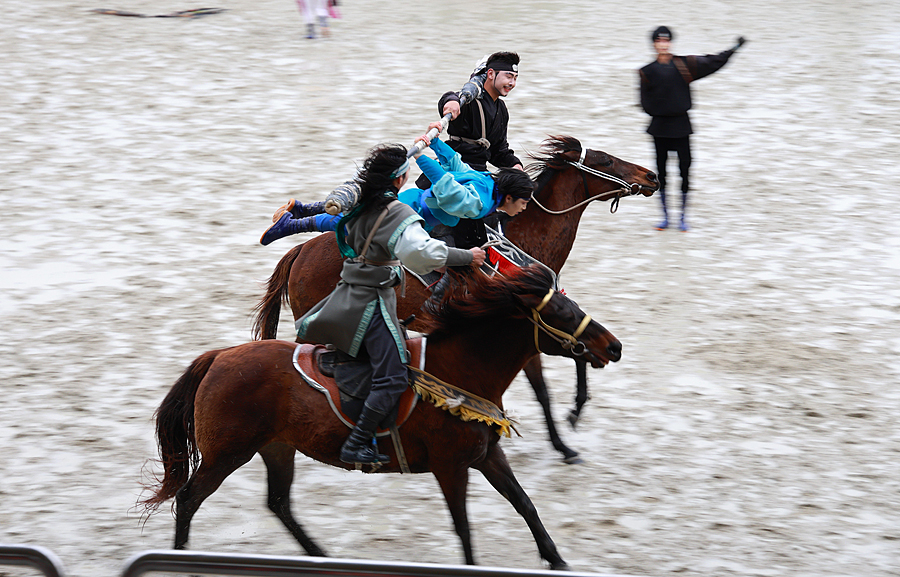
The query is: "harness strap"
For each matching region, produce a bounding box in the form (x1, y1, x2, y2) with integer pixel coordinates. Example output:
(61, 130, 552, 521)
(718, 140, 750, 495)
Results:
(447, 99, 490, 148)
(355, 200, 401, 260)
(535, 288, 554, 312)
(448, 135, 492, 149)
(530, 289, 592, 354)
(389, 425, 411, 474)
(351, 200, 406, 296)
(673, 56, 694, 85)
(531, 148, 642, 216)
(573, 314, 591, 339)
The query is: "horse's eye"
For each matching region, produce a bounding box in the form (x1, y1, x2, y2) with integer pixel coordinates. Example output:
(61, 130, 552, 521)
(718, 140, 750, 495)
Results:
(597, 154, 613, 167)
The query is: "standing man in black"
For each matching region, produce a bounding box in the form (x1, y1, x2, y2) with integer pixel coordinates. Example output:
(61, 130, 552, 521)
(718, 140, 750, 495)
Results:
(639, 26, 746, 231)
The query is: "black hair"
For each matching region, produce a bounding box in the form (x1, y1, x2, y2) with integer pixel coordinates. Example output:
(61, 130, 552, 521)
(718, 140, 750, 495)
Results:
(485, 51, 520, 70)
(492, 167, 534, 200)
(354, 144, 408, 212)
(651, 26, 673, 42)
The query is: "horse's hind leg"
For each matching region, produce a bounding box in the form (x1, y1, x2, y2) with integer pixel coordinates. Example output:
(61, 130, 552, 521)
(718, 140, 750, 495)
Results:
(474, 443, 568, 570)
(174, 451, 256, 549)
(258, 442, 326, 556)
(522, 356, 581, 464)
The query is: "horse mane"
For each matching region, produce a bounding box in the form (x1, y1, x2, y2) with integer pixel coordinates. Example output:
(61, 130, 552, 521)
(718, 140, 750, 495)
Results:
(425, 266, 555, 340)
(526, 135, 583, 193)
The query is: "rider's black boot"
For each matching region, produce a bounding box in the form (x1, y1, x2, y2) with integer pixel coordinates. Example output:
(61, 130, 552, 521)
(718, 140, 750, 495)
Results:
(340, 406, 390, 465)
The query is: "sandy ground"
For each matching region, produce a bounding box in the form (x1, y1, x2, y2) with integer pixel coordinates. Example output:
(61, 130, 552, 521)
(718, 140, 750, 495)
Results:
(2, 0, 900, 575)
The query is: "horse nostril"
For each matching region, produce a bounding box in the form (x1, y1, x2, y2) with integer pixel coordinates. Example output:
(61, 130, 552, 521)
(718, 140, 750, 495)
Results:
(648, 172, 659, 183)
(607, 341, 622, 360)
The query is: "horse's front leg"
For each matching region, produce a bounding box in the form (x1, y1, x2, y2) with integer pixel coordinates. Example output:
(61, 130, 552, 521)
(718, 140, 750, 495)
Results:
(473, 442, 568, 570)
(432, 464, 475, 564)
(567, 358, 590, 429)
(522, 355, 581, 464)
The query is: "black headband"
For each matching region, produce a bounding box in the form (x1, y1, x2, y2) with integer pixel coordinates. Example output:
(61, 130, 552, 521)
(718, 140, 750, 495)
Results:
(487, 60, 518, 74)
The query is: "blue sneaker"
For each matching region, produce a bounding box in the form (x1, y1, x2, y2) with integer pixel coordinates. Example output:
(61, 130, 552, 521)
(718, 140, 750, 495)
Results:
(679, 216, 689, 232)
(260, 213, 318, 246)
(655, 218, 668, 230)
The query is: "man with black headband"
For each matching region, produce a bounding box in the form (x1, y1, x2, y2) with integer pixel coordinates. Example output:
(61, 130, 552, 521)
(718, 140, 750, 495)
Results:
(639, 26, 746, 231)
(437, 51, 523, 174)
(412, 52, 524, 251)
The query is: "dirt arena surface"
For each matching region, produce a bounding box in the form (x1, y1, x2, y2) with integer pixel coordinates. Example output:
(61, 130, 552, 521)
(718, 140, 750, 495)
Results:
(2, 0, 899, 575)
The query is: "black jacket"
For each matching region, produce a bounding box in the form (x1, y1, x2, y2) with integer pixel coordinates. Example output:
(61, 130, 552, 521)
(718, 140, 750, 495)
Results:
(437, 91, 521, 171)
(639, 48, 735, 138)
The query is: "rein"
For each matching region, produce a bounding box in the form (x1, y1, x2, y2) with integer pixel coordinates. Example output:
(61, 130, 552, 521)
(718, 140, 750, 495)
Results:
(529, 289, 591, 356)
(530, 148, 644, 215)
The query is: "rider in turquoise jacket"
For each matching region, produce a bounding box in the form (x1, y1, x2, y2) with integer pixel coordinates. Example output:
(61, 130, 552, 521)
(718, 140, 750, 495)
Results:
(260, 131, 532, 246)
(398, 136, 500, 231)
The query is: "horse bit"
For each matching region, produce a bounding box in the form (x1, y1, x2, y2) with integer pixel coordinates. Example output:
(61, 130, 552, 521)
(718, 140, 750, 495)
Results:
(531, 148, 645, 215)
(529, 289, 591, 356)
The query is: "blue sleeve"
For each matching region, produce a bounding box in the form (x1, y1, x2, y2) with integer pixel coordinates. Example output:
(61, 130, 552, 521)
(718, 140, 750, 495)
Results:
(313, 213, 342, 232)
(429, 138, 470, 173)
(427, 173, 484, 219)
(416, 155, 449, 187)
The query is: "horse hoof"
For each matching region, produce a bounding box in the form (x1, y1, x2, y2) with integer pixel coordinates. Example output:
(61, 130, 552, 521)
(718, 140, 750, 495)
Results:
(549, 561, 571, 571)
(566, 410, 580, 430)
(562, 454, 583, 465)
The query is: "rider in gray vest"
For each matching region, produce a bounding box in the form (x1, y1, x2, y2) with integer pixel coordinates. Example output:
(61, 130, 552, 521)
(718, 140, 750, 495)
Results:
(295, 143, 485, 465)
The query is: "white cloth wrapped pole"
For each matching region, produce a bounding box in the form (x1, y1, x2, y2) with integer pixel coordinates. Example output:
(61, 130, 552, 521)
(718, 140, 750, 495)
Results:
(405, 72, 485, 159)
(406, 113, 452, 159)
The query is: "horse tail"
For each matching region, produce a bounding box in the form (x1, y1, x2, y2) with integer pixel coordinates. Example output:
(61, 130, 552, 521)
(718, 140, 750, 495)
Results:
(252, 243, 304, 340)
(140, 349, 220, 514)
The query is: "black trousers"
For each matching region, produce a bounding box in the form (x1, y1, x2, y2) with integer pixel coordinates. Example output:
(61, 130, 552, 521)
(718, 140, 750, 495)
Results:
(360, 306, 408, 416)
(653, 136, 691, 212)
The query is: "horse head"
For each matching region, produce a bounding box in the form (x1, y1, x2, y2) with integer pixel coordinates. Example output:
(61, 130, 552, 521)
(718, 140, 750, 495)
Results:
(428, 266, 621, 369)
(529, 136, 659, 211)
(510, 267, 622, 368)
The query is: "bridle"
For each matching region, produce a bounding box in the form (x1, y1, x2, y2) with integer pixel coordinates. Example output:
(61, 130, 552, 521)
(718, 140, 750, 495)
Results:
(529, 289, 591, 356)
(530, 148, 646, 215)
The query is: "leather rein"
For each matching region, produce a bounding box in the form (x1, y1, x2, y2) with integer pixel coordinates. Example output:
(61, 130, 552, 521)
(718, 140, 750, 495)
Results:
(529, 289, 591, 356)
(530, 148, 645, 215)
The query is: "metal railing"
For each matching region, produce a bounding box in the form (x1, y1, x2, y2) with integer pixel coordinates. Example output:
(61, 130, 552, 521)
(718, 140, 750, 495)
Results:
(121, 550, 639, 577)
(0, 544, 68, 577)
(2, 544, 644, 577)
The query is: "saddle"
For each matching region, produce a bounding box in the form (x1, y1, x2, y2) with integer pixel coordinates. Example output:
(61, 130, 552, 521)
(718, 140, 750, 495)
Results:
(292, 340, 424, 436)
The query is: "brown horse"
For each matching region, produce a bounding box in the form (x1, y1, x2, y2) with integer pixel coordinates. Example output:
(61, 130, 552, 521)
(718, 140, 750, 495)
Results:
(143, 267, 621, 568)
(253, 136, 657, 463)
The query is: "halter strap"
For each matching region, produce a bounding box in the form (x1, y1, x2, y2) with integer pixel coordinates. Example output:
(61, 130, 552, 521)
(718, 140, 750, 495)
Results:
(535, 289, 553, 313)
(530, 147, 644, 216)
(529, 289, 592, 355)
